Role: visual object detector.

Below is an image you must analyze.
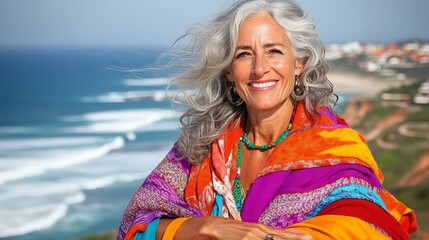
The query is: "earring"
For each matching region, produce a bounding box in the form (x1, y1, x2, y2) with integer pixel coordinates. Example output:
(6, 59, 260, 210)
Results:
(293, 75, 305, 96)
(226, 82, 244, 106)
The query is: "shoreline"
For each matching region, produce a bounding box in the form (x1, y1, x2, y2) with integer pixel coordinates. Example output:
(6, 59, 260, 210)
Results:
(328, 71, 403, 97)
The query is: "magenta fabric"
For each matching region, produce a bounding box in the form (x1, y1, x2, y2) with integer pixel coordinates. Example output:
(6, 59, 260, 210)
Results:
(241, 164, 383, 223)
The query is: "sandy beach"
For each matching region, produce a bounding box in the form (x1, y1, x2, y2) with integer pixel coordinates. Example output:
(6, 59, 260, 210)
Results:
(328, 71, 403, 97)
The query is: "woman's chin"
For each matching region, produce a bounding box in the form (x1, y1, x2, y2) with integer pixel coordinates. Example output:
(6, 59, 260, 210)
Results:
(246, 101, 289, 112)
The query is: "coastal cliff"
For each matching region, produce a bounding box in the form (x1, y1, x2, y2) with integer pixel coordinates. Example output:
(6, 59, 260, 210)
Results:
(336, 70, 429, 239)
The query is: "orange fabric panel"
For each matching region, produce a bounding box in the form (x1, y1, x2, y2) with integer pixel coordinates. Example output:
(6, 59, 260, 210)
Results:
(288, 215, 391, 240)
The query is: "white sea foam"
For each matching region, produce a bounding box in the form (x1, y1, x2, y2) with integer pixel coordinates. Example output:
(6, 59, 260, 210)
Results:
(80, 90, 168, 103)
(0, 191, 86, 237)
(126, 132, 137, 141)
(0, 172, 146, 237)
(65, 192, 86, 205)
(124, 77, 170, 86)
(0, 142, 172, 238)
(139, 120, 180, 132)
(80, 88, 181, 103)
(81, 174, 145, 190)
(0, 176, 138, 238)
(0, 172, 146, 201)
(68, 147, 170, 177)
(63, 108, 177, 122)
(0, 136, 103, 151)
(0, 137, 125, 185)
(0, 203, 68, 238)
(62, 109, 180, 134)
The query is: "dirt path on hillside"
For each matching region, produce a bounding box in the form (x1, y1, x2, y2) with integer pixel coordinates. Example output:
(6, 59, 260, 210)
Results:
(397, 152, 429, 187)
(341, 98, 407, 144)
(365, 109, 406, 142)
(396, 122, 429, 187)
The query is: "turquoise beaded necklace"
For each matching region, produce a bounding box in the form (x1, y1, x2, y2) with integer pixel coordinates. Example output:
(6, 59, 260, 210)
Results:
(241, 122, 293, 150)
(233, 106, 297, 212)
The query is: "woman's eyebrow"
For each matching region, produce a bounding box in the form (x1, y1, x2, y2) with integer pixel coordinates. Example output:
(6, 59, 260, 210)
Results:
(235, 42, 285, 50)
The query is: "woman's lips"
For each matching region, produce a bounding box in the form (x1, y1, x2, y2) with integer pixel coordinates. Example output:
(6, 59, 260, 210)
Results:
(248, 80, 278, 89)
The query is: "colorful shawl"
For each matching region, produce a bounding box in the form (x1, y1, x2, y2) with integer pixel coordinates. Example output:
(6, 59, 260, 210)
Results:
(117, 103, 417, 240)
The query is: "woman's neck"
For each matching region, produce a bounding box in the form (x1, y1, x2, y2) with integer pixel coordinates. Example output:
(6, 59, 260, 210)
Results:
(245, 100, 294, 146)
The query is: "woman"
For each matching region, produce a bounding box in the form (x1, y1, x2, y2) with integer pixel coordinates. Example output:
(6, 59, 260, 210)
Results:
(118, 0, 417, 239)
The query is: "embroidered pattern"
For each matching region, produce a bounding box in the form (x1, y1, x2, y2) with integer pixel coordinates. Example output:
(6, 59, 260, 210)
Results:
(153, 157, 188, 199)
(118, 148, 201, 240)
(259, 177, 383, 227)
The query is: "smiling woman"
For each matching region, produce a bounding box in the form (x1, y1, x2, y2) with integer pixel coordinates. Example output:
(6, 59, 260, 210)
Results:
(226, 12, 303, 116)
(117, 1, 417, 240)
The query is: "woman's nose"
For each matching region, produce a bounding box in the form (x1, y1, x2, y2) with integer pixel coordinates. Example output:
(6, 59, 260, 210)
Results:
(252, 55, 270, 77)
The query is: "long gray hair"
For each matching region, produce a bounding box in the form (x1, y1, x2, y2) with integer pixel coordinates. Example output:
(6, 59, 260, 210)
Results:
(167, 0, 335, 164)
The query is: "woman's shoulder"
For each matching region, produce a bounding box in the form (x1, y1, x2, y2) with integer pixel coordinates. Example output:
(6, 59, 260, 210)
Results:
(293, 102, 350, 131)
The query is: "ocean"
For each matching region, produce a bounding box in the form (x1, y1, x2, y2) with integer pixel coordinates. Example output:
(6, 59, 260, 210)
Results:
(0, 47, 350, 240)
(0, 47, 180, 239)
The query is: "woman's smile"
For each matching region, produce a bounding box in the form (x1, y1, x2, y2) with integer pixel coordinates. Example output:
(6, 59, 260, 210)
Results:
(248, 80, 278, 91)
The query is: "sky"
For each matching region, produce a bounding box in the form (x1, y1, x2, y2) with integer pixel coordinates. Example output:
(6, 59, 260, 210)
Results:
(0, 0, 428, 48)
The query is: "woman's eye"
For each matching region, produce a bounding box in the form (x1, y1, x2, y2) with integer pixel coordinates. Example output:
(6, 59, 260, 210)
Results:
(235, 52, 251, 59)
(269, 49, 283, 55)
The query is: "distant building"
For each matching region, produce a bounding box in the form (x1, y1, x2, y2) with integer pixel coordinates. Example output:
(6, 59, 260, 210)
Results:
(380, 93, 410, 101)
(418, 81, 429, 94)
(403, 42, 420, 51)
(413, 93, 429, 104)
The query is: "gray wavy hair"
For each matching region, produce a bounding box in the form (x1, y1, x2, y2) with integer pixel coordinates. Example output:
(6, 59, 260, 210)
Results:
(167, 0, 335, 164)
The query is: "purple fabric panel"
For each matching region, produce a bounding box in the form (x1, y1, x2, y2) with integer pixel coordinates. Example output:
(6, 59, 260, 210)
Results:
(241, 169, 292, 224)
(167, 145, 193, 175)
(141, 173, 203, 216)
(279, 164, 382, 192)
(241, 164, 382, 223)
(132, 209, 167, 226)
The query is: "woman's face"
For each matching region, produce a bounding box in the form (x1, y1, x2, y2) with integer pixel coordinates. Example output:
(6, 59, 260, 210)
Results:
(226, 12, 303, 112)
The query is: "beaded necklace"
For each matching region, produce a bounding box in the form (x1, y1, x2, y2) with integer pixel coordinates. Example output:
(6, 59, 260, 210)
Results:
(233, 106, 296, 212)
(242, 123, 293, 150)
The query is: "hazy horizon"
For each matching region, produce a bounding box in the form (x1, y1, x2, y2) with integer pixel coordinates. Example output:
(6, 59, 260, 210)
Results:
(1, 0, 429, 48)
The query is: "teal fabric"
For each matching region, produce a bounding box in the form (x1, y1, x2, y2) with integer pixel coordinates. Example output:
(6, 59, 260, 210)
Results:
(134, 218, 160, 240)
(211, 193, 224, 216)
(306, 184, 387, 219)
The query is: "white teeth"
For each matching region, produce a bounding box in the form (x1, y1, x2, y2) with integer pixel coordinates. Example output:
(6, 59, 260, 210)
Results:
(249, 81, 276, 88)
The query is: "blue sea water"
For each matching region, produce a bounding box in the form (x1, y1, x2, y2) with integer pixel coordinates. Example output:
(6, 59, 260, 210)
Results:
(0, 47, 351, 240)
(0, 47, 180, 239)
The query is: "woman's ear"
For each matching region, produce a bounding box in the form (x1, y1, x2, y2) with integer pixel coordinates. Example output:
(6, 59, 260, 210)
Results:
(294, 58, 306, 76)
(224, 68, 233, 82)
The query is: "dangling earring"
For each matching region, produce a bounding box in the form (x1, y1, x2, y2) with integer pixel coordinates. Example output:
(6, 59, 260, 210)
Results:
(291, 75, 307, 102)
(226, 81, 244, 106)
(294, 75, 305, 96)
